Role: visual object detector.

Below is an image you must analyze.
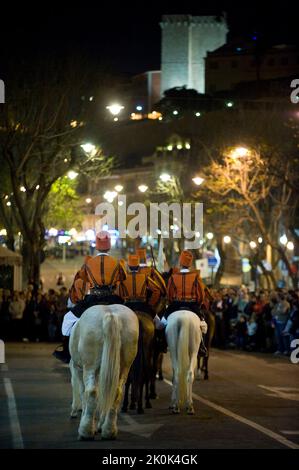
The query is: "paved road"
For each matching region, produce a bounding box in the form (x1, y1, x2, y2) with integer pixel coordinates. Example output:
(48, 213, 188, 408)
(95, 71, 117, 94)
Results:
(0, 342, 299, 449)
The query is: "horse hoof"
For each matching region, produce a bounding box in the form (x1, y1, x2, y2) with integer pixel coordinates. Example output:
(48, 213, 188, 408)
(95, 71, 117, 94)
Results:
(78, 434, 94, 441)
(102, 433, 117, 441)
(171, 406, 180, 414)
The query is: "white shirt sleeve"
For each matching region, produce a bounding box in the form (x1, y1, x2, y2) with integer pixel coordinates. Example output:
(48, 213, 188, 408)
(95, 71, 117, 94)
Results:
(67, 298, 76, 309)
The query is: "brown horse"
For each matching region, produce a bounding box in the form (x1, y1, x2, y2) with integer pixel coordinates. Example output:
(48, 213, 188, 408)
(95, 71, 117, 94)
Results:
(122, 311, 155, 414)
(197, 310, 215, 380)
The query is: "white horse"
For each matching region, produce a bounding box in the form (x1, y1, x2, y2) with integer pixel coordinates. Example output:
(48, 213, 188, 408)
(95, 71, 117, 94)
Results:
(166, 310, 207, 415)
(69, 304, 139, 440)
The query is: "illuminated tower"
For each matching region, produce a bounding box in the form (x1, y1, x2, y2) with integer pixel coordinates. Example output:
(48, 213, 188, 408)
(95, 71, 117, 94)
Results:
(160, 15, 228, 95)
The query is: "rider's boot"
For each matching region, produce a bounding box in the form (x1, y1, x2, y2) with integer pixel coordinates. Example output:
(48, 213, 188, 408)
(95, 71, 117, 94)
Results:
(53, 336, 71, 363)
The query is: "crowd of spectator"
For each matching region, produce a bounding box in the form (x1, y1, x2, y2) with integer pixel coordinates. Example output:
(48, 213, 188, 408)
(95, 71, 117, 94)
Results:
(0, 284, 68, 342)
(209, 287, 299, 356)
(1, 281, 299, 358)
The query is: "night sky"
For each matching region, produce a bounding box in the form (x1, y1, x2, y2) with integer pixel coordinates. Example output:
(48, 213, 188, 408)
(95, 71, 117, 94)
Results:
(1, 0, 298, 76)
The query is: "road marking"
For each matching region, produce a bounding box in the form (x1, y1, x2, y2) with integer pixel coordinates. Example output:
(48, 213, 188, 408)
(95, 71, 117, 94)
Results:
(281, 431, 299, 435)
(164, 379, 299, 449)
(258, 385, 299, 402)
(3, 378, 24, 449)
(119, 412, 163, 438)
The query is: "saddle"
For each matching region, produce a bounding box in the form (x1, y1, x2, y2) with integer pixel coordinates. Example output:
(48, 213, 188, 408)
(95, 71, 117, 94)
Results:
(71, 289, 123, 318)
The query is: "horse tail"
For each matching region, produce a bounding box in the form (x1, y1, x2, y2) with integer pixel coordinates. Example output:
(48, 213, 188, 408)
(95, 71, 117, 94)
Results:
(177, 316, 190, 406)
(99, 310, 121, 415)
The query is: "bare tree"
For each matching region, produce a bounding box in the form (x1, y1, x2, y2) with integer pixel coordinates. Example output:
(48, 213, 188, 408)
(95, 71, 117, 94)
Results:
(0, 63, 113, 286)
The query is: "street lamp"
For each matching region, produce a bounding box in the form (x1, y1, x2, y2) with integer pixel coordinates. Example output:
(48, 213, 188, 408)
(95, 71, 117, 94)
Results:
(106, 103, 124, 116)
(49, 227, 58, 237)
(160, 173, 171, 182)
(231, 147, 249, 159)
(85, 198, 92, 204)
(287, 241, 294, 250)
(138, 184, 148, 193)
(249, 241, 257, 249)
(67, 171, 78, 180)
(206, 232, 214, 240)
(258, 237, 263, 244)
(115, 185, 123, 192)
(192, 176, 204, 186)
(223, 235, 231, 244)
(103, 191, 117, 203)
(81, 143, 96, 154)
(279, 234, 288, 245)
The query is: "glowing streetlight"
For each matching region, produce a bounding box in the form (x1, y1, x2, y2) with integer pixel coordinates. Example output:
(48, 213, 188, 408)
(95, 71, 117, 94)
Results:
(103, 191, 117, 203)
(138, 184, 148, 193)
(67, 171, 78, 180)
(223, 235, 231, 244)
(279, 234, 288, 245)
(6, 201, 11, 207)
(226, 101, 234, 108)
(167, 145, 173, 151)
(287, 241, 294, 250)
(206, 232, 214, 240)
(48, 227, 58, 237)
(85, 198, 92, 204)
(231, 147, 249, 159)
(185, 142, 191, 149)
(20, 186, 26, 192)
(258, 237, 263, 244)
(195, 112, 201, 117)
(160, 173, 171, 182)
(81, 143, 96, 155)
(177, 144, 183, 150)
(136, 105, 143, 111)
(173, 110, 178, 115)
(0, 229, 7, 236)
(106, 104, 124, 116)
(192, 176, 204, 186)
(249, 241, 257, 249)
(115, 185, 123, 192)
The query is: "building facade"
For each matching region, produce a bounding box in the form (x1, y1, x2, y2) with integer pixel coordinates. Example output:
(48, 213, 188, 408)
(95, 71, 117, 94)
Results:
(160, 14, 228, 96)
(205, 42, 299, 93)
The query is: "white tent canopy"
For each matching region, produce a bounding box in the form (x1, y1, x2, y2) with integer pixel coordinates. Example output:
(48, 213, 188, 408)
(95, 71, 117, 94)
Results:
(0, 246, 23, 291)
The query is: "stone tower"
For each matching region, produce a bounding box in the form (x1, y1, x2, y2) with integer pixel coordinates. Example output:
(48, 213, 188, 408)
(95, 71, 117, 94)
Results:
(160, 15, 228, 95)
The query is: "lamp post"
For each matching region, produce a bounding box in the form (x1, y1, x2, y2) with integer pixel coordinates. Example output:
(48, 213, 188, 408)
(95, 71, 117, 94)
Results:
(106, 103, 124, 121)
